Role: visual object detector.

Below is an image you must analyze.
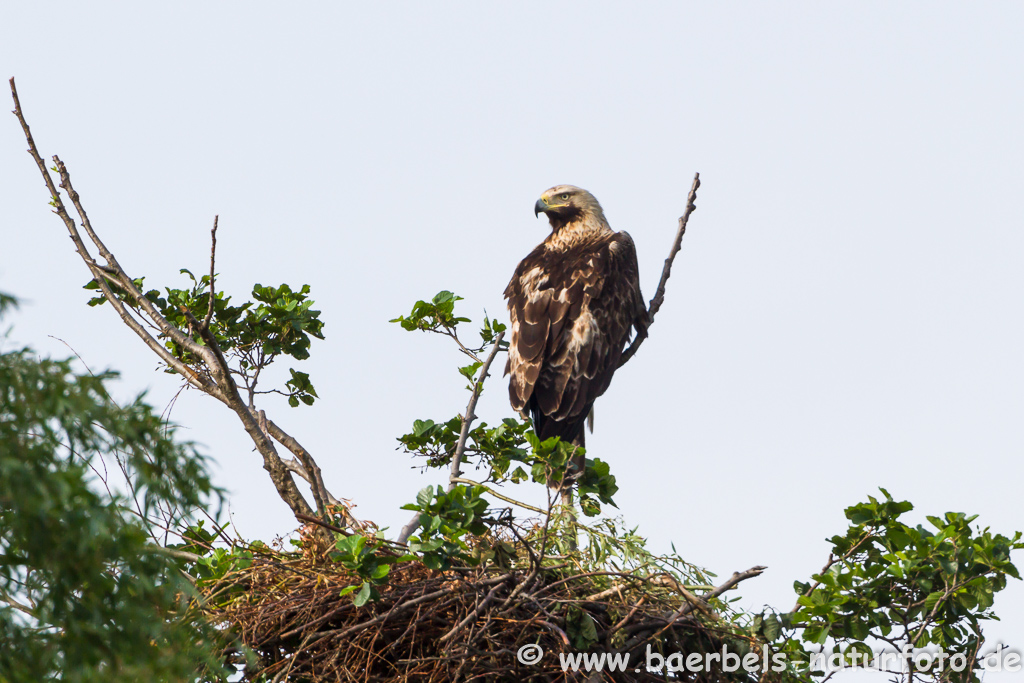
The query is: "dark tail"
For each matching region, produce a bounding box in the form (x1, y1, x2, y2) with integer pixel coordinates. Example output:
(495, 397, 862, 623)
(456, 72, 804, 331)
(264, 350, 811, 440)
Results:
(529, 399, 588, 489)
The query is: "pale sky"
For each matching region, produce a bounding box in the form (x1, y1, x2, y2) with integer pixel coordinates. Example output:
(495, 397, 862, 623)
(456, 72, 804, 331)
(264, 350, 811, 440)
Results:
(2, 3, 1022, 675)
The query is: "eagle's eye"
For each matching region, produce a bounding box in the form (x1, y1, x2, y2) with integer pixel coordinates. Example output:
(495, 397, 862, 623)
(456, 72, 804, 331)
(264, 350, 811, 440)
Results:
(560, 193, 570, 201)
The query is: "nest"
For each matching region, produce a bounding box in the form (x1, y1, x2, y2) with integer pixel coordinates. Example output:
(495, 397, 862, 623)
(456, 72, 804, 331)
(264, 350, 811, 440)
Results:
(201, 527, 774, 683)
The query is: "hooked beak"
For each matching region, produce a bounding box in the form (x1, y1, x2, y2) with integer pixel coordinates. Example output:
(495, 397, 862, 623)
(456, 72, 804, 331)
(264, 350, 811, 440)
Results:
(534, 197, 548, 217)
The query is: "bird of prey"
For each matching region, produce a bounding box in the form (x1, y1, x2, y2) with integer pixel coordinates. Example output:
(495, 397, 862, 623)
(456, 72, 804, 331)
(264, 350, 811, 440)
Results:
(505, 185, 648, 484)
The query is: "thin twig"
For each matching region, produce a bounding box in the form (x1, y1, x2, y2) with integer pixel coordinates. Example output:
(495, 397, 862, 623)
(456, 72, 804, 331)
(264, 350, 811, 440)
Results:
(619, 172, 700, 368)
(202, 215, 218, 330)
(449, 477, 546, 514)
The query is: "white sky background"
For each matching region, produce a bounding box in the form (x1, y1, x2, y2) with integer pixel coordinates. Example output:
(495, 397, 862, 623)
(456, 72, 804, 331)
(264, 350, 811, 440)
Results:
(2, 2, 1022, 675)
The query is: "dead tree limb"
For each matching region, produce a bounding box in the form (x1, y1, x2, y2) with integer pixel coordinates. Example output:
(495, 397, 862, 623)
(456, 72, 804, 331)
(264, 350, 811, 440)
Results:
(619, 172, 701, 368)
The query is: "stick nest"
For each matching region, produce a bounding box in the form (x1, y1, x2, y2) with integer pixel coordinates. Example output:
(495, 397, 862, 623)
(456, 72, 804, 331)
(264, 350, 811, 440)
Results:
(200, 526, 773, 682)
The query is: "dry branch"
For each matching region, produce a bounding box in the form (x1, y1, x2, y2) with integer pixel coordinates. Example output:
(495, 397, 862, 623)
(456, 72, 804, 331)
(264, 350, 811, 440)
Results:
(619, 171, 701, 368)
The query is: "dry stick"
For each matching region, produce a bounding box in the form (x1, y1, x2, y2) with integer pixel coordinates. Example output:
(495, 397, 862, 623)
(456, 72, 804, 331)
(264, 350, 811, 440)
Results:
(621, 565, 765, 654)
(438, 578, 509, 645)
(606, 595, 646, 648)
(449, 477, 546, 515)
(322, 573, 514, 640)
(202, 215, 218, 330)
(397, 331, 505, 545)
(619, 172, 701, 368)
(531, 619, 570, 648)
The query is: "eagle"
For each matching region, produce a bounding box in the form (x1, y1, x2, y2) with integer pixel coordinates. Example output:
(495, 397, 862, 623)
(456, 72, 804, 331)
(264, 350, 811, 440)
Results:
(505, 185, 648, 485)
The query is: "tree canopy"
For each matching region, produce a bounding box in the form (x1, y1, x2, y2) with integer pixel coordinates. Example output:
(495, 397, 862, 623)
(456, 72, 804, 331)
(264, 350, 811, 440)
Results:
(0, 293, 227, 682)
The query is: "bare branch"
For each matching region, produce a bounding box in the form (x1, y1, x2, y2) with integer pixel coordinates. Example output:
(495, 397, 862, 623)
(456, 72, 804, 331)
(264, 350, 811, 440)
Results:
(264, 417, 360, 527)
(0, 591, 35, 617)
(53, 155, 213, 363)
(438, 578, 508, 645)
(449, 476, 546, 514)
(397, 510, 424, 548)
(619, 172, 700, 368)
(202, 215, 218, 330)
(449, 330, 504, 487)
(397, 331, 504, 545)
(9, 79, 216, 393)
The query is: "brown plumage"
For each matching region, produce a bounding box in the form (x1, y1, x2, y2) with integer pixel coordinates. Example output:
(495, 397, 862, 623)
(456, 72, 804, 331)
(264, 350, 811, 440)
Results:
(505, 185, 648, 479)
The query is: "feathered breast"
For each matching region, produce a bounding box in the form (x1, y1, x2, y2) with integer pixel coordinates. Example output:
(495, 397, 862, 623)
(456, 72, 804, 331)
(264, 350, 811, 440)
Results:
(504, 231, 646, 443)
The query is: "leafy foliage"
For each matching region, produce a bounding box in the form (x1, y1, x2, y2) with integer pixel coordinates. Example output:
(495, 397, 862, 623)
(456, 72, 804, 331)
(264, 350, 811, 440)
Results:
(390, 290, 470, 333)
(390, 290, 507, 360)
(85, 270, 324, 407)
(401, 484, 490, 570)
(747, 489, 1024, 682)
(0, 293, 228, 682)
(331, 534, 408, 606)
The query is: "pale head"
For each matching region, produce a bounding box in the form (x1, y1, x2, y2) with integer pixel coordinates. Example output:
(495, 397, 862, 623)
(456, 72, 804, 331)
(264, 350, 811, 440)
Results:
(534, 185, 607, 229)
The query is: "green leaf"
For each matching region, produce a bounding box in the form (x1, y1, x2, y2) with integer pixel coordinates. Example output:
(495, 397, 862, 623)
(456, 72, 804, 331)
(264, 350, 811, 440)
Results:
(416, 486, 434, 508)
(353, 582, 372, 607)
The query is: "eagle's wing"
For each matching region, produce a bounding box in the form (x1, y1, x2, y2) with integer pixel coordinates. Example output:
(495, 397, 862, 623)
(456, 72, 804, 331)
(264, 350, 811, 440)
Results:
(505, 232, 646, 440)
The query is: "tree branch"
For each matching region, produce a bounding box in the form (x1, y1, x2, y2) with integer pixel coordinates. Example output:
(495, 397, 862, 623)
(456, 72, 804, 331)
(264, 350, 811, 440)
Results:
(398, 331, 504, 545)
(11, 78, 316, 522)
(449, 330, 504, 487)
(266, 416, 362, 527)
(202, 215, 218, 330)
(54, 154, 214, 363)
(9, 78, 217, 393)
(179, 306, 314, 520)
(619, 172, 700, 368)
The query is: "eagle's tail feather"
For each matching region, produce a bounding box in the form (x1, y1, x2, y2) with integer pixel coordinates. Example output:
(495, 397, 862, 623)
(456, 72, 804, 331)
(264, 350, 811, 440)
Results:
(529, 399, 589, 491)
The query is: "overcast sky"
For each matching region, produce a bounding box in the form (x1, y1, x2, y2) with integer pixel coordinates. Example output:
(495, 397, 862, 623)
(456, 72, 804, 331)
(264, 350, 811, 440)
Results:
(2, 3, 1022, 675)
